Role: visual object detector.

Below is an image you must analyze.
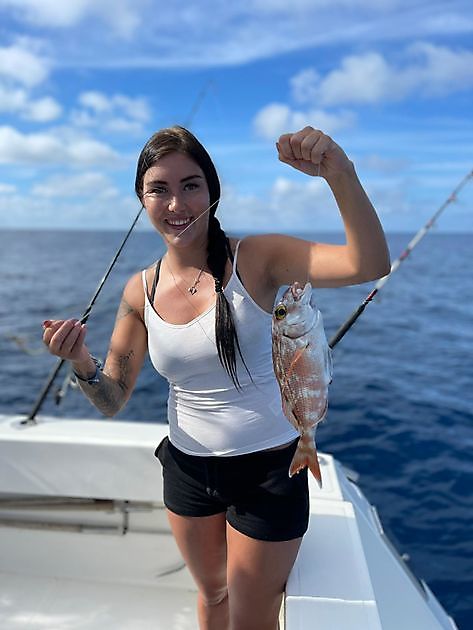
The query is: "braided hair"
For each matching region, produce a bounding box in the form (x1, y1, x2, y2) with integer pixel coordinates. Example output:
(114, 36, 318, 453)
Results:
(135, 125, 247, 389)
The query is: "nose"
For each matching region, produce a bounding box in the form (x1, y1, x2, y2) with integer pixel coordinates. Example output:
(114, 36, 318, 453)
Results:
(168, 192, 184, 212)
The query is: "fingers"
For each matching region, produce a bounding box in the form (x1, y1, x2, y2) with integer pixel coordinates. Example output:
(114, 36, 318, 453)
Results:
(277, 126, 331, 165)
(42, 319, 87, 358)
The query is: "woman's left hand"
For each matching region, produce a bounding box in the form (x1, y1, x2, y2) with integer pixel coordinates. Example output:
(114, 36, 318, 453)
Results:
(276, 126, 353, 180)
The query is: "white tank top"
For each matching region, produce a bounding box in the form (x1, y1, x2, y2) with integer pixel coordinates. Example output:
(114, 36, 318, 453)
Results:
(142, 240, 298, 456)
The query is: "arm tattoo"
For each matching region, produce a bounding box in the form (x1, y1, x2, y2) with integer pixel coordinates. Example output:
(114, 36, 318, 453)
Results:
(116, 297, 135, 321)
(77, 350, 135, 417)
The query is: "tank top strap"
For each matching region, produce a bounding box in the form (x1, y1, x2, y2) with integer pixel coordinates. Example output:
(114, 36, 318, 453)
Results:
(142, 260, 161, 304)
(233, 239, 242, 268)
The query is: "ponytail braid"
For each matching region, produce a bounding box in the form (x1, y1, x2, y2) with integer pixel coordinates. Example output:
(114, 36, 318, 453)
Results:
(207, 215, 248, 389)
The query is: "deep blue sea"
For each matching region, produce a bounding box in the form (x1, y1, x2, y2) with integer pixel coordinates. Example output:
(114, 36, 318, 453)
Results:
(1, 229, 472, 628)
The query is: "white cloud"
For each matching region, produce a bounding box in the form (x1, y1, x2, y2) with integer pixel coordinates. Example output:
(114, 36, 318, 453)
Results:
(0, 182, 17, 194)
(32, 172, 119, 199)
(0, 126, 118, 165)
(2, 0, 141, 37)
(23, 96, 62, 122)
(253, 103, 356, 140)
(0, 188, 140, 229)
(219, 177, 342, 232)
(291, 44, 473, 107)
(0, 43, 50, 86)
(2, 2, 472, 69)
(0, 85, 62, 121)
(71, 91, 151, 134)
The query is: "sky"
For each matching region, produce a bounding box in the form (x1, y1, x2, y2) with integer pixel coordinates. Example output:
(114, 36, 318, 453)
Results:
(0, 0, 472, 234)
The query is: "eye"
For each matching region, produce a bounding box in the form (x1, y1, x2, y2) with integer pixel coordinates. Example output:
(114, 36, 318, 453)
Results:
(144, 186, 167, 198)
(274, 304, 287, 320)
(184, 181, 199, 191)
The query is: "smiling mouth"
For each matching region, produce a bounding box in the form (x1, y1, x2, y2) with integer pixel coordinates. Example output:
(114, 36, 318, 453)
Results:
(166, 217, 192, 229)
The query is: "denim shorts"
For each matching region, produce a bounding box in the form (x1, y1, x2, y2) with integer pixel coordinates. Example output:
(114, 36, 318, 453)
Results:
(155, 437, 309, 542)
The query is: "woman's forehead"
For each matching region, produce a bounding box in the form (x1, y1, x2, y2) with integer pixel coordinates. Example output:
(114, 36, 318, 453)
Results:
(143, 152, 203, 183)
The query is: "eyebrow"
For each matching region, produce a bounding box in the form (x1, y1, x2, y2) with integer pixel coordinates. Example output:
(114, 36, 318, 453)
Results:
(145, 175, 203, 187)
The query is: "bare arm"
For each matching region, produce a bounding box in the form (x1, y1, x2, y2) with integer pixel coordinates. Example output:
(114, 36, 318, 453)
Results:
(43, 273, 147, 417)
(263, 126, 390, 289)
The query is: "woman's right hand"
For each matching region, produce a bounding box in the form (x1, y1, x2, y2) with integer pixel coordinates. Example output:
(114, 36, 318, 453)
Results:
(42, 319, 90, 363)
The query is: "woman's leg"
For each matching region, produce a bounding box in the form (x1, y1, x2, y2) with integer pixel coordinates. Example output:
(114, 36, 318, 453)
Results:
(226, 522, 302, 630)
(166, 509, 229, 630)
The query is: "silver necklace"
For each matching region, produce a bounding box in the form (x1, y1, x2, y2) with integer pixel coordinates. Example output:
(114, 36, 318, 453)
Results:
(164, 257, 216, 347)
(188, 266, 205, 295)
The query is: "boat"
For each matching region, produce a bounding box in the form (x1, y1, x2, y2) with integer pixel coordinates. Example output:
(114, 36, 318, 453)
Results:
(0, 412, 457, 629)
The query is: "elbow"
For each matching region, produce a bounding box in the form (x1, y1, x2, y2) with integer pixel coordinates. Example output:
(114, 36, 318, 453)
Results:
(353, 256, 391, 284)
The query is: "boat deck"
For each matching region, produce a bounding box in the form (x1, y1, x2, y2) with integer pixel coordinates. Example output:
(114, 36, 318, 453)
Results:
(0, 415, 457, 629)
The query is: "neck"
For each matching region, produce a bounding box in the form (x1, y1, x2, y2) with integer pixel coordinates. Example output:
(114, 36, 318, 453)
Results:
(164, 240, 209, 272)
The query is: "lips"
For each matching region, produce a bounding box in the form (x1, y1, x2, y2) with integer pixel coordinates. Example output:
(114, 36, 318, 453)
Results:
(165, 216, 192, 230)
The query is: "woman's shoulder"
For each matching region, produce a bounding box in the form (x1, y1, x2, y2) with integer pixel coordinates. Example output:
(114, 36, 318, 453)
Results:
(122, 269, 148, 313)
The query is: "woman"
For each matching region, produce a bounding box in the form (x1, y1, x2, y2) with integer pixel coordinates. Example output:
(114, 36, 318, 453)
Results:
(43, 125, 390, 630)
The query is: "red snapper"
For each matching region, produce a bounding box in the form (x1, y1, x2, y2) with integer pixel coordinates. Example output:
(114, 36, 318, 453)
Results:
(272, 282, 332, 487)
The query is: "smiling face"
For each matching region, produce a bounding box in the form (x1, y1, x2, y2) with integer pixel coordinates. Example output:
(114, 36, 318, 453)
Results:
(142, 152, 211, 248)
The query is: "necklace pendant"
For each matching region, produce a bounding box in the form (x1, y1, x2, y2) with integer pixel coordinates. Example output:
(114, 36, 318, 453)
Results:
(188, 286, 197, 295)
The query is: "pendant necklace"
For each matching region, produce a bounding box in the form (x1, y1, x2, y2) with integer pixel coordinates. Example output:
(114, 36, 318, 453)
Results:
(188, 265, 205, 295)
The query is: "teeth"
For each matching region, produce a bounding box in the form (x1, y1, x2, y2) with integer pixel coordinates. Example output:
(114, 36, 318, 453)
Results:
(167, 218, 191, 226)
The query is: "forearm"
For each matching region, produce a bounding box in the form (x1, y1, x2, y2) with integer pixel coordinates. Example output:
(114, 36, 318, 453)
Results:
(327, 164, 390, 281)
(72, 357, 127, 417)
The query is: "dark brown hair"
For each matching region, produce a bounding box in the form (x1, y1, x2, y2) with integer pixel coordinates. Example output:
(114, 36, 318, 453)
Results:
(135, 126, 245, 388)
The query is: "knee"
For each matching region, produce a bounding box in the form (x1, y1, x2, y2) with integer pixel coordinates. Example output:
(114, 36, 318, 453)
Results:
(199, 585, 228, 608)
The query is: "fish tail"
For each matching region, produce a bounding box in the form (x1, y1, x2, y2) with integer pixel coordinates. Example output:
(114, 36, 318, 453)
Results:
(289, 432, 322, 488)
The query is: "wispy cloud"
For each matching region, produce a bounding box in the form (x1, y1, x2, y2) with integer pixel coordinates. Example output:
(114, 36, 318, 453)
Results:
(31, 172, 119, 199)
(2, 1, 472, 69)
(0, 126, 119, 165)
(1, 0, 141, 37)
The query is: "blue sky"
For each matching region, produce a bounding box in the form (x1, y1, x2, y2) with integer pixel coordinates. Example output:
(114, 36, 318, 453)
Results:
(0, 0, 472, 233)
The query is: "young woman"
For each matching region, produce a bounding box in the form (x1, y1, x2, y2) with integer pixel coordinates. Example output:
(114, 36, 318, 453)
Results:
(43, 125, 390, 630)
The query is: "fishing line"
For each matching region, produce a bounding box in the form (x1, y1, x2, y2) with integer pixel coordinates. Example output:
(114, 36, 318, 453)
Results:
(25, 84, 215, 423)
(328, 169, 473, 349)
(172, 198, 220, 243)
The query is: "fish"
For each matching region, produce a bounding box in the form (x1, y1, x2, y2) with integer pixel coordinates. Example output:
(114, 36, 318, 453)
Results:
(272, 282, 333, 487)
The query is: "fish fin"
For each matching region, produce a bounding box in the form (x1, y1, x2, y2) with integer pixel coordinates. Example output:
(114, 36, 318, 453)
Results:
(289, 432, 322, 488)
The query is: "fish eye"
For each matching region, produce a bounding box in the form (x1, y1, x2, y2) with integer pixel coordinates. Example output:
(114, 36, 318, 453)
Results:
(274, 304, 287, 320)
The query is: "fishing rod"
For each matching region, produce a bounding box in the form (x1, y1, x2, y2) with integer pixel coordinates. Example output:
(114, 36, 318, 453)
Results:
(23, 206, 144, 425)
(329, 169, 473, 349)
(24, 84, 213, 425)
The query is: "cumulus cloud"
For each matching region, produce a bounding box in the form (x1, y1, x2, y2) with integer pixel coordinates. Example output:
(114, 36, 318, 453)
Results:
(253, 103, 356, 141)
(219, 176, 342, 233)
(0, 43, 50, 86)
(71, 91, 151, 134)
(0, 126, 118, 165)
(0, 43, 62, 121)
(0, 85, 62, 121)
(291, 44, 473, 107)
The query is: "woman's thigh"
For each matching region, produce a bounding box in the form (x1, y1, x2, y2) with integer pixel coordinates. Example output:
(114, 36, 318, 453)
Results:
(166, 509, 228, 600)
(226, 522, 302, 630)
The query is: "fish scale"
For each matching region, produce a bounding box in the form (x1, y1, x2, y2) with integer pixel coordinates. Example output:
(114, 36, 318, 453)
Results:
(272, 282, 332, 487)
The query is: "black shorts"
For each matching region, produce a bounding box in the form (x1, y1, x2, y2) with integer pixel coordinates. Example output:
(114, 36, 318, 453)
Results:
(155, 437, 309, 542)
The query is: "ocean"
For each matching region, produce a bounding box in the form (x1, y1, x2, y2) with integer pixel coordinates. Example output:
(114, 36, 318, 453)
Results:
(1, 229, 472, 628)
